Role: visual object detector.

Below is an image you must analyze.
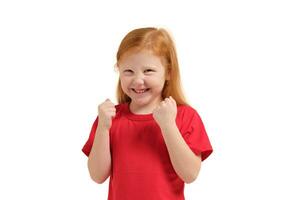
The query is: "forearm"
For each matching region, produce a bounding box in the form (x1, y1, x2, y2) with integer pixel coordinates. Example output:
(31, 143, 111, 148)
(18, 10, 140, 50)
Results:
(160, 122, 201, 183)
(88, 125, 111, 184)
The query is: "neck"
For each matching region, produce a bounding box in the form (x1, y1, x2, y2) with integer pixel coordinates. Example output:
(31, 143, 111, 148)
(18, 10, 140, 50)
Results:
(129, 98, 163, 114)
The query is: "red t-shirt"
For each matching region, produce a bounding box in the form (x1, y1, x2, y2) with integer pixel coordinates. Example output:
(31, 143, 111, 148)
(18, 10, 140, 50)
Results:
(82, 102, 213, 200)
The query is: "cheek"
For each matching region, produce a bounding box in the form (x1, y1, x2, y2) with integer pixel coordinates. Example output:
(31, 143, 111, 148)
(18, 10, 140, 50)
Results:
(120, 77, 130, 90)
(150, 76, 166, 86)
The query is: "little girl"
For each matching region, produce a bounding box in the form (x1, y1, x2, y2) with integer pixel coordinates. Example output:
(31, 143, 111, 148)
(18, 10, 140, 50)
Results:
(82, 27, 213, 200)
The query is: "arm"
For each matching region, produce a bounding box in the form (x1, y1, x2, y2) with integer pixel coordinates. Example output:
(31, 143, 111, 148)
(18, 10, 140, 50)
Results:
(87, 124, 111, 184)
(160, 122, 202, 184)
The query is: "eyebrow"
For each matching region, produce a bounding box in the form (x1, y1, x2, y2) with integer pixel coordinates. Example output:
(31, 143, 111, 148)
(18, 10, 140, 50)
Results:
(123, 65, 158, 69)
(142, 65, 158, 69)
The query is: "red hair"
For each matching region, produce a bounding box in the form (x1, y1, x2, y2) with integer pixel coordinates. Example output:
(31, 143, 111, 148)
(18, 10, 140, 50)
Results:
(115, 27, 188, 106)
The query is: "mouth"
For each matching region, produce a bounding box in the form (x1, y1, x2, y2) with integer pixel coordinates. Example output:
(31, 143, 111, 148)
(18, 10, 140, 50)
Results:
(131, 88, 150, 94)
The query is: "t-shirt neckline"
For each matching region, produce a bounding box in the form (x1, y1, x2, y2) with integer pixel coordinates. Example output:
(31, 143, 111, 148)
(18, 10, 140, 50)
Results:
(123, 102, 154, 121)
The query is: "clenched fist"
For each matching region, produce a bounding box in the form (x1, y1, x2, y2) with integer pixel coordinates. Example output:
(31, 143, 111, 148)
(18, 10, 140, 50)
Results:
(153, 96, 177, 129)
(97, 99, 116, 130)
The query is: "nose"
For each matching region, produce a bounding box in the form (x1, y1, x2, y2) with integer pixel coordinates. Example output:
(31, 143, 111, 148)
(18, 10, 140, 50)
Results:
(132, 73, 145, 85)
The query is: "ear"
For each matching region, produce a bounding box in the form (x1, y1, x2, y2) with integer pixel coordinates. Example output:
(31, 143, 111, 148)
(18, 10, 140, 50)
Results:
(114, 63, 119, 72)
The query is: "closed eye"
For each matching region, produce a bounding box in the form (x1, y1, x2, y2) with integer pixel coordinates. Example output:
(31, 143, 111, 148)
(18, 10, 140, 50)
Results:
(144, 69, 155, 73)
(123, 69, 133, 73)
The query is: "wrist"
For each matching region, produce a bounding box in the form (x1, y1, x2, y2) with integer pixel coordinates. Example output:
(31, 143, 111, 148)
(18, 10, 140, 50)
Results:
(97, 124, 110, 133)
(160, 121, 177, 132)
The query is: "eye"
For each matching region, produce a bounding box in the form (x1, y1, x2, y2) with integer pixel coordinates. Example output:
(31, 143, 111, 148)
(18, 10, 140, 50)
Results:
(123, 69, 133, 74)
(144, 69, 155, 73)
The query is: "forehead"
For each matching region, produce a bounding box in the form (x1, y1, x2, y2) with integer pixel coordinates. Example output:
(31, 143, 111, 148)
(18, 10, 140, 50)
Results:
(119, 50, 165, 68)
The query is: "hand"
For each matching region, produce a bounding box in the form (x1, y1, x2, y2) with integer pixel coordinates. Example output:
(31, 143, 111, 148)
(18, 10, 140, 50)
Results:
(153, 96, 177, 129)
(97, 99, 116, 130)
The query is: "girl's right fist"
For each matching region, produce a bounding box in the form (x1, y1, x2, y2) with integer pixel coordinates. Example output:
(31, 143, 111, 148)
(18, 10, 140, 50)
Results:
(97, 99, 116, 130)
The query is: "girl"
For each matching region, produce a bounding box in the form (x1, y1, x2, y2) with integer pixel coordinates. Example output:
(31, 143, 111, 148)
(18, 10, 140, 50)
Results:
(82, 27, 213, 200)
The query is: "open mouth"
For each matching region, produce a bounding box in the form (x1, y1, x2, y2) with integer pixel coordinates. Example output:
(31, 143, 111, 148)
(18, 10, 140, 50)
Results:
(131, 88, 150, 94)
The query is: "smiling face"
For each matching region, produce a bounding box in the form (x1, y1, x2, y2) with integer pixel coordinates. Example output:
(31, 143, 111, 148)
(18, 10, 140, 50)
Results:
(118, 49, 169, 114)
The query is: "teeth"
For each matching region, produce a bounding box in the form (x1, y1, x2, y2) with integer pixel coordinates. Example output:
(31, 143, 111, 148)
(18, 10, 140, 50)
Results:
(133, 89, 148, 93)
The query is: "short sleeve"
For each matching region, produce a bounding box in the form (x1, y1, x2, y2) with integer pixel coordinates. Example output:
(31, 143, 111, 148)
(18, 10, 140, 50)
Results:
(180, 109, 213, 161)
(82, 116, 99, 157)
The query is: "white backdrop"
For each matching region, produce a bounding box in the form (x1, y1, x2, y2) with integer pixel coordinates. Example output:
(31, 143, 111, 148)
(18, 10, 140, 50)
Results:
(0, 0, 299, 199)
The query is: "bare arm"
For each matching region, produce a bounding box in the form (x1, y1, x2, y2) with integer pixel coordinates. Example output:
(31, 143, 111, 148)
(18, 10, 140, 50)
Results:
(87, 124, 111, 184)
(153, 97, 202, 184)
(87, 99, 115, 184)
(161, 122, 202, 184)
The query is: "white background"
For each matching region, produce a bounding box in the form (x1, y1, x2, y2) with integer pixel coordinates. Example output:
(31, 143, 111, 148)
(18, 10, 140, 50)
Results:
(0, 0, 299, 199)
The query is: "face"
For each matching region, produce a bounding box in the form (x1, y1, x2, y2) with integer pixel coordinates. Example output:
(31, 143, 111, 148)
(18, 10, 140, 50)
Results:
(118, 49, 169, 112)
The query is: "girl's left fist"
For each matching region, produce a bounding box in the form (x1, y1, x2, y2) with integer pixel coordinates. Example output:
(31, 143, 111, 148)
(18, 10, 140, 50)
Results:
(153, 96, 177, 127)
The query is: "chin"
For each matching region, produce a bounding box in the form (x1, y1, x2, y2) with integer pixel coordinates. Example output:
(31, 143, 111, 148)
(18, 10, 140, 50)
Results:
(130, 98, 151, 105)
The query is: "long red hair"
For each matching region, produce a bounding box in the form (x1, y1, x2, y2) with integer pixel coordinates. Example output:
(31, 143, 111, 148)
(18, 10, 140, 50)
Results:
(115, 27, 188, 106)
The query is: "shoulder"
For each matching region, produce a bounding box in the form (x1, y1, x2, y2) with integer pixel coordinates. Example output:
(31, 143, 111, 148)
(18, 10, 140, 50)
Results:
(113, 102, 129, 119)
(176, 104, 204, 126)
(176, 104, 205, 132)
(177, 104, 198, 119)
(115, 103, 126, 112)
